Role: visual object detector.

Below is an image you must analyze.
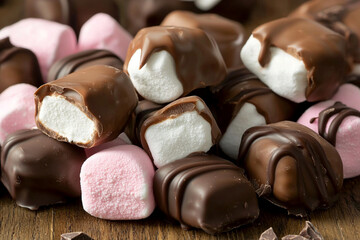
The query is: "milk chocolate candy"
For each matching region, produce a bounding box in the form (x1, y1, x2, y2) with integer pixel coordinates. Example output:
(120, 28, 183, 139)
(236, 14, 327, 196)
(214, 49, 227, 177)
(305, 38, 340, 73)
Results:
(1, 129, 86, 210)
(35, 65, 138, 148)
(211, 68, 297, 159)
(47, 49, 123, 82)
(140, 96, 221, 168)
(238, 121, 343, 216)
(61, 232, 93, 240)
(241, 17, 351, 103)
(154, 154, 259, 234)
(0, 37, 43, 93)
(124, 26, 226, 104)
(161, 11, 246, 69)
(24, 0, 119, 35)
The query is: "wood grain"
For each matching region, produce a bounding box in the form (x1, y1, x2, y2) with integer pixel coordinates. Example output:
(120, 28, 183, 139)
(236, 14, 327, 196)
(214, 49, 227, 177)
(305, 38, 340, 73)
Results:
(1, 0, 358, 239)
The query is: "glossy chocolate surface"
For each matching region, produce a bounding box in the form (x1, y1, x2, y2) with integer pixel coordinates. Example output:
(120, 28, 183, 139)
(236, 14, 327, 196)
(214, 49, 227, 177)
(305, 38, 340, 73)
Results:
(161, 11, 246, 68)
(47, 49, 123, 82)
(124, 26, 226, 98)
(211, 67, 296, 133)
(24, 0, 119, 35)
(153, 153, 259, 234)
(1, 129, 86, 210)
(238, 121, 343, 216)
(252, 17, 350, 102)
(0, 37, 43, 92)
(35, 65, 138, 148)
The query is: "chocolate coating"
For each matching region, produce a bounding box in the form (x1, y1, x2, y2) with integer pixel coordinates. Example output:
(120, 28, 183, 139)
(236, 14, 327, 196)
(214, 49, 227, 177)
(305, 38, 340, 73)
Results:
(0, 37, 43, 92)
(47, 49, 123, 82)
(140, 96, 221, 160)
(252, 17, 350, 102)
(154, 153, 259, 234)
(1, 129, 86, 210)
(24, 0, 119, 35)
(35, 65, 138, 148)
(161, 11, 246, 69)
(238, 121, 343, 216)
(211, 67, 297, 134)
(310, 101, 360, 145)
(124, 26, 227, 98)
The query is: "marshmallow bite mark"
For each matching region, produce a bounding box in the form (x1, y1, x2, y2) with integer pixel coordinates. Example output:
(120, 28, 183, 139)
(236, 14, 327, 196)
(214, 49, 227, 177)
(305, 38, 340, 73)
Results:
(145, 107, 213, 168)
(38, 95, 96, 144)
(220, 102, 266, 159)
(241, 35, 308, 103)
(127, 49, 184, 104)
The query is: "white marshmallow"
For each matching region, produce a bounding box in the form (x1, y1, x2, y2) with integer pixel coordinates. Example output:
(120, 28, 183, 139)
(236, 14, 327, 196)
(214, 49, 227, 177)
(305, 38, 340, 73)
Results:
(145, 110, 213, 168)
(352, 63, 360, 75)
(241, 35, 308, 103)
(194, 0, 221, 11)
(219, 102, 266, 159)
(127, 49, 184, 104)
(38, 95, 96, 144)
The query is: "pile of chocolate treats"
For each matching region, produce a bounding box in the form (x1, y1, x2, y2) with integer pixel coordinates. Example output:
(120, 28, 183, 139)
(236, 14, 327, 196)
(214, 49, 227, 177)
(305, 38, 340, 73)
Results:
(0, 0, 360, 237)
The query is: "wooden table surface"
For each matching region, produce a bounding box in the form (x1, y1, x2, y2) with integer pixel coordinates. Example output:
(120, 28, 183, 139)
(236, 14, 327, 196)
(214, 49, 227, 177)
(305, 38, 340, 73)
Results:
(1, 0, 359, 239)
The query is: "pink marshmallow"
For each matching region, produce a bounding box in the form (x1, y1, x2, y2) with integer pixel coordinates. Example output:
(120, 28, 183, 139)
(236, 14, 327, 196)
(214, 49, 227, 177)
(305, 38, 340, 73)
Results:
(78, 13, 132, 61)
(332, 83, 360, 111)
(297, 100, 360, 178)
(0, 18, 77, 81)
(80, 145, 155, 220)
(0, 84, 37, 145)
(85, 133, 130, 158)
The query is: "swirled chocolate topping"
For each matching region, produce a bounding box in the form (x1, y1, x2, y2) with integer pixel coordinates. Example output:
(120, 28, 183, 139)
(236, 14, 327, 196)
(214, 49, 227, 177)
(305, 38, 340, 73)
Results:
(238, 121, 343, 216)
(290, 0, 360, 63)
(0, 37, 43, 92)
(310, 101, 360, 145)
(252, 17, 350, 102)
(123, 26, 227, 96)
(1, 129, 86, 210)
(153, 153, 259, 234)
(211, 68, 296, 133)
(47, 49, 123, 82)
(161, 11, 246, 69)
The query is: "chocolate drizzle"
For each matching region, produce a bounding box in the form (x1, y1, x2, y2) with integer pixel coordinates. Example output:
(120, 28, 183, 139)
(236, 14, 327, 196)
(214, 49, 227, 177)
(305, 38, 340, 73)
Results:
(310, 101, 360, 145)
(238, 121, 343, 216)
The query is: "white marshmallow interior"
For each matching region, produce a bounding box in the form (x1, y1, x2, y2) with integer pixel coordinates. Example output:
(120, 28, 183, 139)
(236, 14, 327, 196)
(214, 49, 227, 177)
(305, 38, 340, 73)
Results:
(127, 49, 184, 104)
(145, 110, 212, 168)
(352, 63, 360, 75)
(241, 35, 308, 103)
(194, 0, 221, 11)
(38, 95, 96, 144)
(220, 102, 266, 159)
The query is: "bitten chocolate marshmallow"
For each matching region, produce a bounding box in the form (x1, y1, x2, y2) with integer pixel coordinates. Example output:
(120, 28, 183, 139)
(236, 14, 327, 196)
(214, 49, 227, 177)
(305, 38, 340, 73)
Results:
(140, 96, 221, 168)
(35, 65, 138, 148)
(123, 26, 226, 104)
(241, 17, 351, 103)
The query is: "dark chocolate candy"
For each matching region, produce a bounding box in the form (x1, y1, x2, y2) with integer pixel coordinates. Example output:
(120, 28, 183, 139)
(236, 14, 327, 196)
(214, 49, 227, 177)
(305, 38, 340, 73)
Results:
(310, 101, 360, 145)
(1, 129, 86, 210)
(47, 49, 124, 82)
(0, 37, 43, 92)
(238, 121, 343, 217)
(298, 221, 324, 240)
(35, 65, 138, 148)
(161, 11, 246, 69)
(259, 227, 278, 240)
(153, 153, 259, 234)
(24, 0, 119, 35)
(211, 67, 297, 134)
(61, 232, 93, 240)
(123, 26, 227, 98)
(252, 17, 351, 102)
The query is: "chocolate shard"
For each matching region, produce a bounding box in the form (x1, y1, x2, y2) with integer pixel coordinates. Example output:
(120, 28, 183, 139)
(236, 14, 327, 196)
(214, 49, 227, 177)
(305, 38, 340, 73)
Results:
(1, 129, 86, 210)
(24, 0, 119, 35)
(0, 37, 43, 92)
(299, 221, 324, 240)
(238, 121, 343, 217)
(61, 232, 93, 240)
(47, 49, 124, 82)
(259, 227, 279, 240)
(161, 11, 246, 69)
(281, 235, 307, 240)
(154, 153, 259, 234)
(35, 65, 138, 148)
